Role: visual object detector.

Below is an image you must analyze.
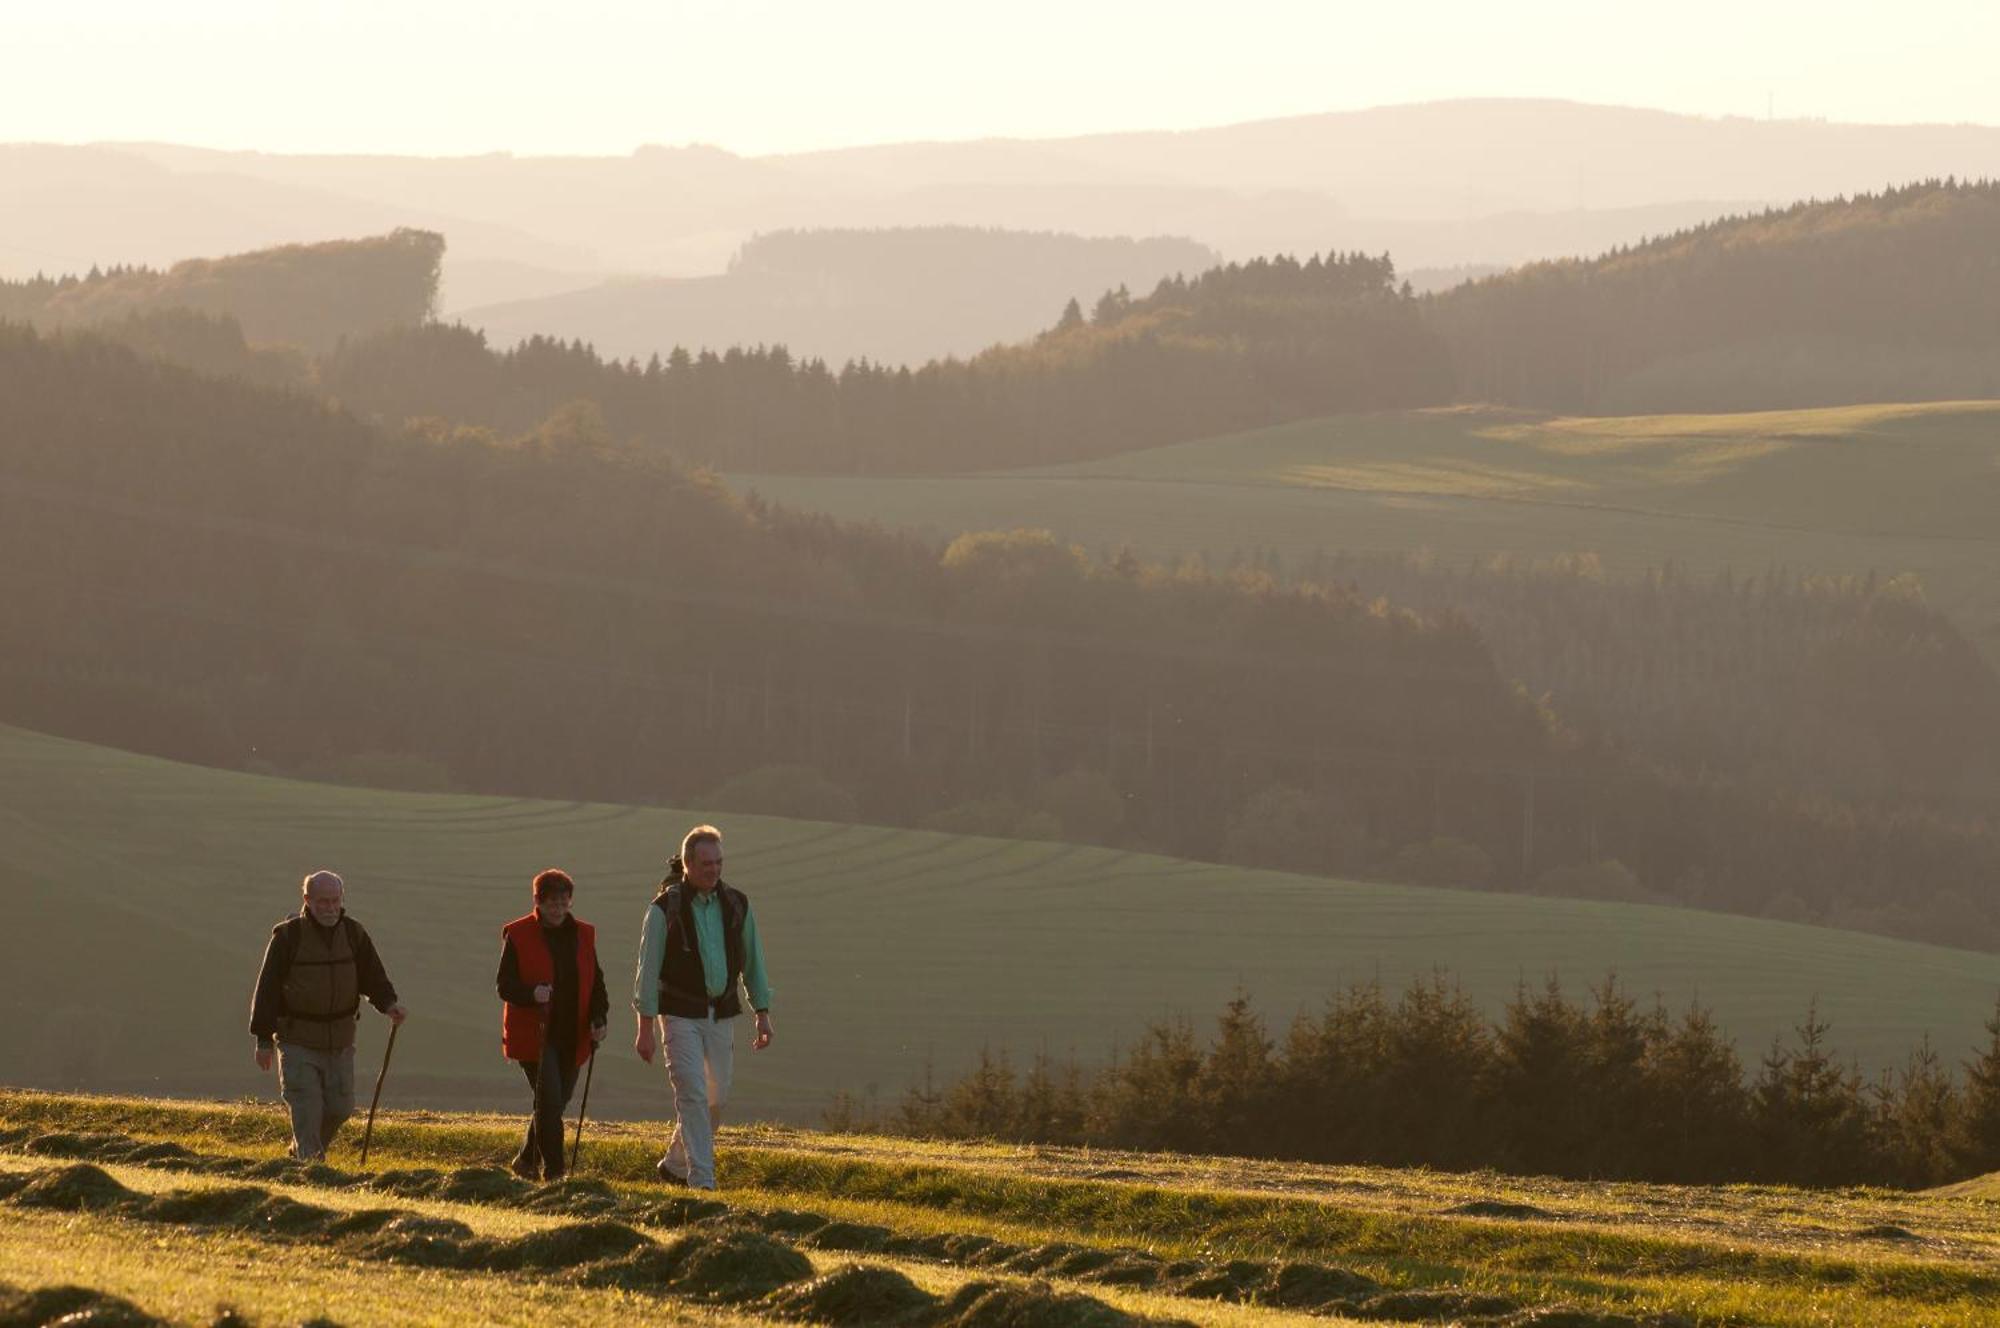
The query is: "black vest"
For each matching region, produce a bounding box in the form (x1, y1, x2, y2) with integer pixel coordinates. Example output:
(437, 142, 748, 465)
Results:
(652, 881, 749, 1018)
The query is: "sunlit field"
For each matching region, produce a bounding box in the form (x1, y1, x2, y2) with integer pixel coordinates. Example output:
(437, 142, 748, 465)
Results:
(3, 1090, 1997, 1327)
(735, 402, 2000, 658)
(8, 724, 1998, 1127)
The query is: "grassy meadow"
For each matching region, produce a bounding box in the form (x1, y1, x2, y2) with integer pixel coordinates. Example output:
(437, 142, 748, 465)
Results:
(8, 723, 2000, 1126)
(735, 401, 2000, 658)
(3, 1089, 1998, 1327)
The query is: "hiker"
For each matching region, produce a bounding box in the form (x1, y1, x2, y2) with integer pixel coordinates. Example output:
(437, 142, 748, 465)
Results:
(633, 824, 773, 1190)
(248, 870, 408, 1161)
(498, 868, 608, 1182)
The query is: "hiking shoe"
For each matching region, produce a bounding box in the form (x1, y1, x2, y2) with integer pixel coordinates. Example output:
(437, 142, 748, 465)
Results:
(509, 1155, 539, 1181)
(655, 1158, 690, 1187)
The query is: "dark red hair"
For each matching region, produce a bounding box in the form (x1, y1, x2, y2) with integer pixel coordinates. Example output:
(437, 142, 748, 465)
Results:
(532, 868, 575, 900)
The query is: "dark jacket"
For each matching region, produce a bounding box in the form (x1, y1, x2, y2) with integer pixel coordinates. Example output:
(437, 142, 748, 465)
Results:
(248, 910, 397, 1051)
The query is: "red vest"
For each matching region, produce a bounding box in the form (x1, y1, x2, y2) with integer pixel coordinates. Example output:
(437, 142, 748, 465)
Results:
(500, 912, 597, 1069)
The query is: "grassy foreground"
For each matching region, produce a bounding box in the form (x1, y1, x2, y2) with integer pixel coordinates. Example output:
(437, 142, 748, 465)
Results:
(10, 721, 2000, 1121)
(735, 401, 2000, 658)
(3, 1089, 1998, 1327)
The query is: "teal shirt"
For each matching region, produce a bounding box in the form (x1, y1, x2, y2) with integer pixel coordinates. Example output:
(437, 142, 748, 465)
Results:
(632, 887, 772, 1017)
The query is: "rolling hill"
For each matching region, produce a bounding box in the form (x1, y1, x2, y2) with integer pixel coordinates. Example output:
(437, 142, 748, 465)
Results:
(733, 401, 2000, 663)
(8, 724, 1997, 1127)
(458, 228, 1220, 368)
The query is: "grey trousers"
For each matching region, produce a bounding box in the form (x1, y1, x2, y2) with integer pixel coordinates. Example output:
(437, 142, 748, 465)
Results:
(277, 1042, 356, 1161)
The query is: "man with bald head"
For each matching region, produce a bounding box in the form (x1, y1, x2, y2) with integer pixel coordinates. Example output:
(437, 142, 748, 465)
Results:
(249, 870, 407, 1160)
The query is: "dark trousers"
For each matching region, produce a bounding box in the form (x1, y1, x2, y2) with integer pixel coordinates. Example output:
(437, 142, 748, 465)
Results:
(515, 1043, 581, 1179)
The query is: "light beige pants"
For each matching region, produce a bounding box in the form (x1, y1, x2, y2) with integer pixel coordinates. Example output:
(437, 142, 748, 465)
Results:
(659, 1011, 736, 1189)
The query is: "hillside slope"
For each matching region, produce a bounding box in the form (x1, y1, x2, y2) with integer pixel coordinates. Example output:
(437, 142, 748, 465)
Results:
(8, 725, 1998, 1124)
(736, 401, 2000, 664)
(460, 227, 1220, 368)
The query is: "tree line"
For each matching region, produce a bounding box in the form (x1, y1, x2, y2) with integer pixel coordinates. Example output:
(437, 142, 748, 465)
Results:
(5, 322, 2000, 954)
(15, 184, 2000, 479)
(859, 976, 2000, 1190)
(298, 181, 2000, 472)
(1293, 550, 2000, 815)
(0, 228, 442, 354)
(1432, 177, 2000, 412)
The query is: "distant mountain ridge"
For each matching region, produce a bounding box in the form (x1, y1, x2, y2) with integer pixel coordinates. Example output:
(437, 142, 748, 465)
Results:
(460, 226, 1221, 366)
(11, 98, 2000, 353)
(15, 100, 2000, 282)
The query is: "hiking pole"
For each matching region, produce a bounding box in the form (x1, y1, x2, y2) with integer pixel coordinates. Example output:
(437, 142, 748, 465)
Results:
(358, 1020, 400, 1167)
(529, 1001, 552, 1175)
(569, 1042, 598, 1174)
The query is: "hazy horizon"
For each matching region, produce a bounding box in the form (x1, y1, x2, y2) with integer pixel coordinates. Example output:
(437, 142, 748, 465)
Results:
(12, 1, 2000, 158)
(49, 93, 2000, 166)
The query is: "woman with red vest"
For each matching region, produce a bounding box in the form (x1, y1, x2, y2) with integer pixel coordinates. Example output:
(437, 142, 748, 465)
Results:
(497, 868, 608, 1181)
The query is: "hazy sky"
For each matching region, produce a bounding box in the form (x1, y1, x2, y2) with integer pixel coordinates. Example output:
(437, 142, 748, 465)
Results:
(9, 0, 1998, 156)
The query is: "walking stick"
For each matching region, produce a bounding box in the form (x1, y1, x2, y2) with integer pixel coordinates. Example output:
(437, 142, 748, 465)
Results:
(527, 1001, 552, 1175)
(569, 1043, 598, 1173)
(358, 1020, 400, 1167)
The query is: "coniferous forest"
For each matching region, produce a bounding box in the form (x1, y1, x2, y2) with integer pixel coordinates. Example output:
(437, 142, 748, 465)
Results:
(876, 977, 2000, 1189)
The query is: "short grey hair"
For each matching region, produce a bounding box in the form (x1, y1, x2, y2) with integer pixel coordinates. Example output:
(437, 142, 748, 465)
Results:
(680, 825, 722, 861)
(302, 870, 344, 895)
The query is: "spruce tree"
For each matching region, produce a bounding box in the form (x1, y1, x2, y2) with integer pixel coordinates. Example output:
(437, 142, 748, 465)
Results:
(1491, 976, 1591, 1174)
(1952, 996, 2000, 1176)
(1195, 990, 1277, 1156)
(1638, 1002, 1749, 1182)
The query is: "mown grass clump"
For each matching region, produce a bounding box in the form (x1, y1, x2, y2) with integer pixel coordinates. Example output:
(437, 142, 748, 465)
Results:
(139, 1186, 275, 1227)
(1853, 1223, 1920, 1242)
(347, 1213, 480, 1267)
(239, 1158, 346, 1187)
(756, 1207, 831, 1236)
(1351, 1287, 1520, 1320)
(647, 1228, 816, 1301)
(518, 1177, 621, 1215)
(1164, 1259, 1266, 1302)
(322, 1207, 403, 1237)
(0, 1280, 165, 1328)
(437, 1165, 529, 1204)
(996, 1242, 1096, 1274)
(1264, 1260, 1378, 1306)
(11, 1164, 134, 1212)
(1484, 1309, 1692, 1327)
(364, 1167, 445, 1197)
(248, 1194, 340, 1237)
(803, 1218, 892, 1251)
(1446, 1201, 1556, 1220)
(484, 1221, 651, 1271)
(637, 1194, 732, 1225)
(932, 1278, 1187, 1328)
(1080, 1257, 1166, 1288)
(765, 1263, 937, 1324)
(566, 1245, 690, 1292)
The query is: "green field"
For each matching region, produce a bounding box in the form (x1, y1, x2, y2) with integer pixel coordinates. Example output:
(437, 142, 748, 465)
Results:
(8, 723, 2000, 1126)
(3, 1090, 1998, 1326)
(735, 401, 2000, 657)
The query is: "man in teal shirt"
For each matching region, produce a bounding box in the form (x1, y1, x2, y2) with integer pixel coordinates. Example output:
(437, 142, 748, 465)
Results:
(633, 823, 773, 1189)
